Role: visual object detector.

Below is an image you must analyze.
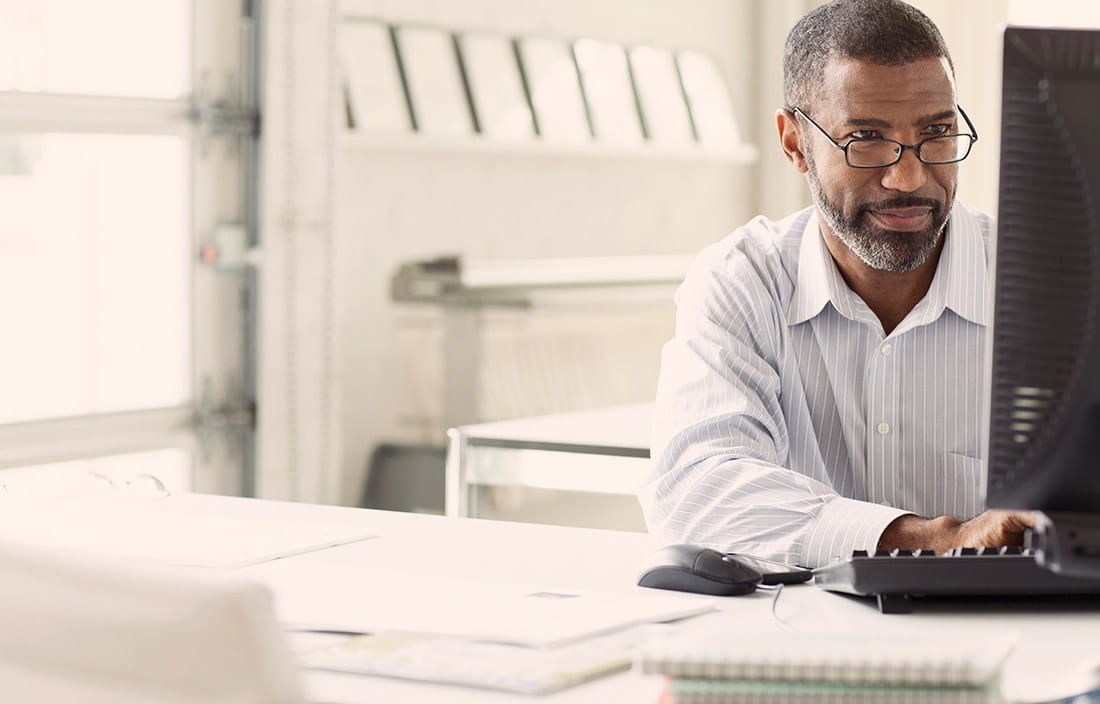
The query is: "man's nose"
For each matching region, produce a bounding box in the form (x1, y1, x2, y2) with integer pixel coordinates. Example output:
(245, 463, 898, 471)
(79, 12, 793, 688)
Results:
(880, 147, 928, 192)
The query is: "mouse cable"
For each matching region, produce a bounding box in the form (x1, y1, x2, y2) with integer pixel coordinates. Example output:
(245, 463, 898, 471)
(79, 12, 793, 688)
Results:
(755, 583, 798, 633)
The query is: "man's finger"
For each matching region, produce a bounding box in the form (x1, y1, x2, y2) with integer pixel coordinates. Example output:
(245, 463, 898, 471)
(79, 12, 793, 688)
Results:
(1005, 511, 1037, 530)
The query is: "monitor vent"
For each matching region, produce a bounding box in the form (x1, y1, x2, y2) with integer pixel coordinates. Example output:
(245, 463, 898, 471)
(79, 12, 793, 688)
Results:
(988, 61, 1100, 497)
(1007, 29, 1100, 73)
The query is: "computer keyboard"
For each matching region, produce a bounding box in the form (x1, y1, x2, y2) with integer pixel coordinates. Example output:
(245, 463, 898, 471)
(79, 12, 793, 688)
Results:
(813, 547, 1100, 613)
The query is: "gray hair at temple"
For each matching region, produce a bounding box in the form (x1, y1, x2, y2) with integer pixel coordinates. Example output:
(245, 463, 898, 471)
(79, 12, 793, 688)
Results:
(783, 0, 955, 111)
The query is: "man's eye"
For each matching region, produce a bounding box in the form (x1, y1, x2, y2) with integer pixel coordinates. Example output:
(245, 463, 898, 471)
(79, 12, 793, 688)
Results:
(850, 130, 881, 140)
(925, 123, 951, 136)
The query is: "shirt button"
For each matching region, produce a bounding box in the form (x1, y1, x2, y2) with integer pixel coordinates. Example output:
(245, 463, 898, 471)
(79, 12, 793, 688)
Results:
(880, 343, 893, 356)
(877, 422, 891, 435)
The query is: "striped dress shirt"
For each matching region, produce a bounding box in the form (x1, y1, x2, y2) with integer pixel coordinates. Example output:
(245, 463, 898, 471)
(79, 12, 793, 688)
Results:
(641, 202, 993, 568)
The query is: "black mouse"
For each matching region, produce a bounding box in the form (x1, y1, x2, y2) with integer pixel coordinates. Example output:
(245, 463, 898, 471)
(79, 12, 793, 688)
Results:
(637, 544, 762, 596)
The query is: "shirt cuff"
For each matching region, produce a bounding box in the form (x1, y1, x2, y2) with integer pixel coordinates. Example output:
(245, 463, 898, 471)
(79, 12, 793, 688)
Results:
(798, 496, 912, 568)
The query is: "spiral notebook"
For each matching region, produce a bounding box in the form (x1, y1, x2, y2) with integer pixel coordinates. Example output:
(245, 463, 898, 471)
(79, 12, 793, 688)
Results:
(637, 628, 1015, 688)
(660, 679, 1002, 704)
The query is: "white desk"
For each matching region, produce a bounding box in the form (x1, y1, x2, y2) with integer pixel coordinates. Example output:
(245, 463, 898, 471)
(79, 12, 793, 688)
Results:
(25, 493, 1100, 703)
(166, 493, 1100, 704)
(445, 403, 652, 520)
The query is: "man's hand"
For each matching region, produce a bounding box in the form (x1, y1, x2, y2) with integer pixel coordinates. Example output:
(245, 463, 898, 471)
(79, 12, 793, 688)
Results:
(878, 510, 1037, 554)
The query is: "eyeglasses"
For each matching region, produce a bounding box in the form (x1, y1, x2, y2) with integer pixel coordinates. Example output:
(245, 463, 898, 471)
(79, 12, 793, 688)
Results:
(790, 105, 978, 168)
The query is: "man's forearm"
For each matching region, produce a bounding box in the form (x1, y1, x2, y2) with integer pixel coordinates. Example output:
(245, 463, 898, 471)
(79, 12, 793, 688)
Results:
(877, 514, 962, 553)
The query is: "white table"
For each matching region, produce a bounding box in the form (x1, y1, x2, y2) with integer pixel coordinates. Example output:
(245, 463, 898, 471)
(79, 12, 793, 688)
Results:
(445, 403, 652, 520)
(24, 492, 1100, 703)
(175, 494, 1100, 704)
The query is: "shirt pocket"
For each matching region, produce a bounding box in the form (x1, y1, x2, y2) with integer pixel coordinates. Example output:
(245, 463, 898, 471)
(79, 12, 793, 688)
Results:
(937, 451, 985, 521)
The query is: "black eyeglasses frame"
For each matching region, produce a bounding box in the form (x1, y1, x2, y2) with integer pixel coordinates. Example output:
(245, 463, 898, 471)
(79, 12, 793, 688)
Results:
(790, 105, 979, 169)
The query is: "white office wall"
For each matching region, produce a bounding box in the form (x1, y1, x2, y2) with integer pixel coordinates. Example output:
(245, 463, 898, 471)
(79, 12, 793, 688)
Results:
(753, 1, 814, 221)
(1009, 0, 1100, 28)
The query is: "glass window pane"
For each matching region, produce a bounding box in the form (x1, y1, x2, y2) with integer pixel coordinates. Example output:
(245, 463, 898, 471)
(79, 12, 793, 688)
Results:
(0, 134, 190, 424)
(0, 0, 190, 98)
(0, 448, 192, 499)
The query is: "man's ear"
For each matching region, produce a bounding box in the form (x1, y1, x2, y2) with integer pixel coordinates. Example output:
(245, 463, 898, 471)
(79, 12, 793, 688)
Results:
(777, 108, 809, 174)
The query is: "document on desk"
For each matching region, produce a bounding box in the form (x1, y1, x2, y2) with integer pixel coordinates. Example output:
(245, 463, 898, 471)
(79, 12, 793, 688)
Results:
(0, 494, 378, 568)
(301, 628, 644, 695)
(241, 560, 715, 648)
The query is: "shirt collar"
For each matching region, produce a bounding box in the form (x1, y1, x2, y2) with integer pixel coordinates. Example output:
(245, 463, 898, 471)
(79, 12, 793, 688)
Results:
(787, 210, 866, 325)
(924, 203, 989, 327)
(786, 204, 989, 328)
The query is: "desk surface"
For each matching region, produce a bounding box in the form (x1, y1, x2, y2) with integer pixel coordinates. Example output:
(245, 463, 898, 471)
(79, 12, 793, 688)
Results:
(103, 495, 1100, 702)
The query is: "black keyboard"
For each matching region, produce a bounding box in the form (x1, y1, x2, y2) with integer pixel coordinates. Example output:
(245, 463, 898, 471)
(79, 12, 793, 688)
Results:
(813, 547, 1100, 613)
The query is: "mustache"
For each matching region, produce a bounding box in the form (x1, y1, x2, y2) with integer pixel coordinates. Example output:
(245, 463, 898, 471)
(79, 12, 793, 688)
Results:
(859, 196, 943, 214)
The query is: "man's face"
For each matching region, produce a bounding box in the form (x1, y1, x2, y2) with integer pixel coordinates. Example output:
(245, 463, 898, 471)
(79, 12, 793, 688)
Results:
(800, 57, 960, 273)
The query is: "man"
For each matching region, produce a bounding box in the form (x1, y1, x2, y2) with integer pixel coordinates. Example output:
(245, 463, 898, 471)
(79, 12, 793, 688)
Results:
(640, 0, 1034, 568)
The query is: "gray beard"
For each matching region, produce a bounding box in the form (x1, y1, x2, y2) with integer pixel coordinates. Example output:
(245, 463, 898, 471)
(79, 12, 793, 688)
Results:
(805, 156, 949, 273)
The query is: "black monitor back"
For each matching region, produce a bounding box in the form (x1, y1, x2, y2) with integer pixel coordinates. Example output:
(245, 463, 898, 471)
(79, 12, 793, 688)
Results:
(988, 26, 1100, 510)
(987, 26, 1100, 576)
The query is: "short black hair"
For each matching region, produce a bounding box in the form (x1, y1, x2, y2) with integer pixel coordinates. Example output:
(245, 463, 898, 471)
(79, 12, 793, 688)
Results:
(783, 0, 954, 110)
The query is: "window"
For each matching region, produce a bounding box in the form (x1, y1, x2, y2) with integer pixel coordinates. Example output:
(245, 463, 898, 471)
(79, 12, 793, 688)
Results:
(0, 0, 255, 495)
(0, 0, 188, 97)
(0, 134, 190, 423)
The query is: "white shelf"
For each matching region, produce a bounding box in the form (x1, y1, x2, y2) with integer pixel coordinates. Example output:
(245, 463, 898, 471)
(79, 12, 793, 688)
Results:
(339, 131, 758, 164)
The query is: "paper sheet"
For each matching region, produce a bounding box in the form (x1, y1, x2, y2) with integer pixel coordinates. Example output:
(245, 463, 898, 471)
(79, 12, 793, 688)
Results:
(301, 628, 641, 694)
(242, 560, 714, 647)
(396, 26, 474, 136)
(459, 32, 534, 139)
(629, 45, 695, 146)
(573, 38, 644, 146)
(518, 37, 592, 143)
(676, 50, 741, 148)
(0, 494, 377, 568)
(340, 20, 411, 133)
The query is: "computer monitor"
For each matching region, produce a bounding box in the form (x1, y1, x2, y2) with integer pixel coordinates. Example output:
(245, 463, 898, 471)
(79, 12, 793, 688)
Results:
(986, 26, 1100, 578)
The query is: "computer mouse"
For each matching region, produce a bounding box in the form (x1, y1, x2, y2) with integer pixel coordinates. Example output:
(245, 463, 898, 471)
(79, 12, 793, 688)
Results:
(637, 544, 762, 596)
